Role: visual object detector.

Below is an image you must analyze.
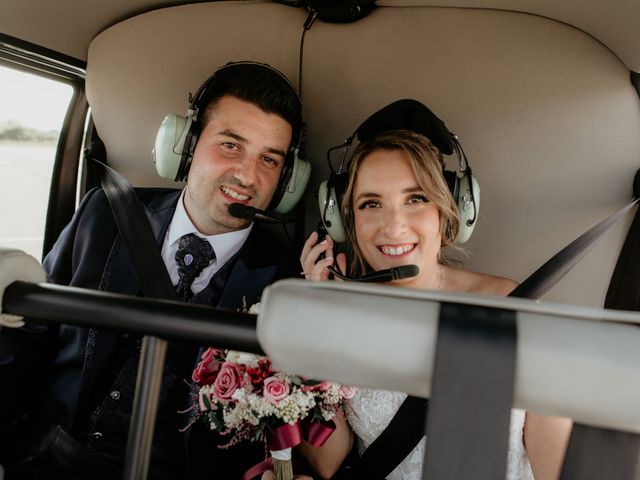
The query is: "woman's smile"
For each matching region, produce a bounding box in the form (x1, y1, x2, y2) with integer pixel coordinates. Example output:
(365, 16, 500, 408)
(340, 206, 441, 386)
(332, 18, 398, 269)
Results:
(377, 243, 416, 256)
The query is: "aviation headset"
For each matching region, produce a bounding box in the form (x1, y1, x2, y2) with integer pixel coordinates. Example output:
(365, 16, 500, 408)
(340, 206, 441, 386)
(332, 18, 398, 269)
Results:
(318, 99, 480, 243)
(153, 61, 311, 214)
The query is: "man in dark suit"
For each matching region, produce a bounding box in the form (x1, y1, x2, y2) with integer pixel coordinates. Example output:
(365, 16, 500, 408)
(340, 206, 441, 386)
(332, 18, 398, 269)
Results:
(0, 62, 307, 479)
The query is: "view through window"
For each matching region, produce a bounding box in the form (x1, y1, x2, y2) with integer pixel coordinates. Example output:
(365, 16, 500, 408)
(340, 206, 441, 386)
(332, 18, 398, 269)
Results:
(0, 65, 74, 260)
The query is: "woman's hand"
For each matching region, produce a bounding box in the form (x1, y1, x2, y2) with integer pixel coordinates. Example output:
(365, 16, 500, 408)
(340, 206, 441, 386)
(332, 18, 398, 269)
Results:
(261, 472, 313, 480)
(298, 409, 355, 480)
(300, 231, 347, 281)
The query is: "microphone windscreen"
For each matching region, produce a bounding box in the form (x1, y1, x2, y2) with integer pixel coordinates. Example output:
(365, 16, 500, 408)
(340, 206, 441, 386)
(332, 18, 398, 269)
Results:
(228, 203, 253, 220)
(391, 264, 420, 280)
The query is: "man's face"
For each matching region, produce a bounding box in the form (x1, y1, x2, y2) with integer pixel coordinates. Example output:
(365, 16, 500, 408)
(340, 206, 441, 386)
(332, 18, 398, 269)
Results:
(184, 95, 292, 235)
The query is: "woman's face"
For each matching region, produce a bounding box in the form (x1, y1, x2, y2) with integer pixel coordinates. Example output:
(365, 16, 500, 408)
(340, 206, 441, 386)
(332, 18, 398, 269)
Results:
(353, 148, 442, 288)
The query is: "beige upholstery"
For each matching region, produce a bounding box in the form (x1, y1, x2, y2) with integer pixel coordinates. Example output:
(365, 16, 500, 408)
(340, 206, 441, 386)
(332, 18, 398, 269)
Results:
(379, 0, 640, 72)
(3, 1, 640, 71)
(87, 2, 306, 185)
(86, 1, 640, 309)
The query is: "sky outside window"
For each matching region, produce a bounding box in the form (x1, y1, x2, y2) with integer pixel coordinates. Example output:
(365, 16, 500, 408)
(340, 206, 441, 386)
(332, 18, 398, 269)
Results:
(0, 64, 74, 259)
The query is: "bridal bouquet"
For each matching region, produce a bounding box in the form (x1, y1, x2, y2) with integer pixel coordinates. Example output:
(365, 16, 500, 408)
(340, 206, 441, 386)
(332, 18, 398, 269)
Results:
(190, 346, 356, 480)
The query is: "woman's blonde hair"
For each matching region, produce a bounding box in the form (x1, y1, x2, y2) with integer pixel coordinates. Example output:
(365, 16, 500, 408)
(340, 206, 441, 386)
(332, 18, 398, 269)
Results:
(341, 129, 460, 275)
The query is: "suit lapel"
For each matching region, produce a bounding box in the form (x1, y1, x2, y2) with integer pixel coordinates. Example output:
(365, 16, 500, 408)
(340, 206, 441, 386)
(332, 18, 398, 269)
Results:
(88, 190, 180, 387)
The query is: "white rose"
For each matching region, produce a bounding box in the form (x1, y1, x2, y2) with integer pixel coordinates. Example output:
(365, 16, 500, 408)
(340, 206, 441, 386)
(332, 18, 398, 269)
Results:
(226, 350, 261, 367)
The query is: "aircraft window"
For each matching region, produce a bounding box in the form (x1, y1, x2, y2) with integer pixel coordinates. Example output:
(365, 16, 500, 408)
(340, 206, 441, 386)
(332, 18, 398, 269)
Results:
(0, 64, 73, 260)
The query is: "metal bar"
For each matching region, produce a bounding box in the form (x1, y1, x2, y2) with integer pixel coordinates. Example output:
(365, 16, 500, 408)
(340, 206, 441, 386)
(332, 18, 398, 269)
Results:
(3, 280, 262, 353)
(3, 281, 262, 478)
(124, 336, 167, 480)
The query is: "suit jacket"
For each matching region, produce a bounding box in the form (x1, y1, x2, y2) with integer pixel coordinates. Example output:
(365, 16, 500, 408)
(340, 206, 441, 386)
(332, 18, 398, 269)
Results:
(0, 187, 299, 479)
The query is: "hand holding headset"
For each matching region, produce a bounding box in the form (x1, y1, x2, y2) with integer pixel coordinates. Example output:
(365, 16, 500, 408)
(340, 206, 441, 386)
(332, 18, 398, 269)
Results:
(318, 99, 480, 244)
(153, 61, 311, 215)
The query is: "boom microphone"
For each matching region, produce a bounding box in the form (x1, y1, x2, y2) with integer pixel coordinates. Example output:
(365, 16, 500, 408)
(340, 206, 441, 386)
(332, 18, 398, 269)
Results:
(228, 203, 295, 223)
(329, 264, 420, 283)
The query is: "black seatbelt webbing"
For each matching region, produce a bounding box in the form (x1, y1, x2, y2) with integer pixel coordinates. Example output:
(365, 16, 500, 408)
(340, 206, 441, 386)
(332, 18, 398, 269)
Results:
(606, 199, 640, 312)
(560, 190, 640, 480)
(350, 396, 428, 479)
(510, 198, 639, 299)
(99, 161, 178, 480)
(346, 306, 517, 480)
(100, 163, 177, 300)
(422, 303, 517, 480)
(560, 425, 640, 480)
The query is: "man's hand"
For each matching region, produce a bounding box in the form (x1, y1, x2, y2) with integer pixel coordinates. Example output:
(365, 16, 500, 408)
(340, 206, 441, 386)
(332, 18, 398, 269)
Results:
(261, 471, 313, 480)
(0, 247, 46, 328)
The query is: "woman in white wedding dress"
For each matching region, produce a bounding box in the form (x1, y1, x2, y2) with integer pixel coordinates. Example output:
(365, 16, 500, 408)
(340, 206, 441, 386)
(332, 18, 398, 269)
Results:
(299, 101, 572, 480)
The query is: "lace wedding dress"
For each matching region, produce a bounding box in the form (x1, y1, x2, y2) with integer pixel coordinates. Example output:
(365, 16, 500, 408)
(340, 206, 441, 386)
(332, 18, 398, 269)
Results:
(346, 389, 534, 480)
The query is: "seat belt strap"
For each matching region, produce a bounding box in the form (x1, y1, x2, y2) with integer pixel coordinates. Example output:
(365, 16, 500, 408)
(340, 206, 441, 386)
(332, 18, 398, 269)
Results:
(509, 198, 639, 299)
(350, 396, 428, 479)
(561, 179, 640, 480)
(97, 160, 178, 480)
(560, 425, 640, 480)
(606, 191, 640, 311)
(422, 303, 517, 480)
(99, 161, 177, 300)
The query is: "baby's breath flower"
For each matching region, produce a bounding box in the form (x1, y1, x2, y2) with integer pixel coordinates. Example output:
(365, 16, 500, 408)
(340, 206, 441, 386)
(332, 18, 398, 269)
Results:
(231, 387, 246, 401)
(320, 384, 342, 405)
(274, 371, 290, 383)
(276, 396, 303, 425)
(247, 393, 277, 418)
(224, 400, 260, 428)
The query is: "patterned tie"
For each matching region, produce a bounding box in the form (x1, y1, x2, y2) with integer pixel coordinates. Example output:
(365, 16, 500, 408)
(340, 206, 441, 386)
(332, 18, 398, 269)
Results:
(174, 233, 215, 301)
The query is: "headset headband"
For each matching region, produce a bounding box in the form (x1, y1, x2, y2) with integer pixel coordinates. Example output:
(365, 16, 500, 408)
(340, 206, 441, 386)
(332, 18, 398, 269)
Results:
(333, 99, 459, 175)
(355, 99, 455, 155)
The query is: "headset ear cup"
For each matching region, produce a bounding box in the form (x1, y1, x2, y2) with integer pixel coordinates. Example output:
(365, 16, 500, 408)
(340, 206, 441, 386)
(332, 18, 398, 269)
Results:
(318, 178, 347, 243)
(273, 151, 311, 214)
(456, 172, 480, 244)
(153, 114, 191, 181)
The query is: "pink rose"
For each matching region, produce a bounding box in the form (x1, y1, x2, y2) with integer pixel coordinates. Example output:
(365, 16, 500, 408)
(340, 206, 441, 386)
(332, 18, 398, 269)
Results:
(263, 377, 290, 404)
(192, 347, 224, 386)
(301, 381, 331, 393)
(213, 362, 244, 401)
(340, 386, 357, 399)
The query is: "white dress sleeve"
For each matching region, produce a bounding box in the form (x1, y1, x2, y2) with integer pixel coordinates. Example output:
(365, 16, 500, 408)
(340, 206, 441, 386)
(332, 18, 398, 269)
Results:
(346, 389, 534, 480)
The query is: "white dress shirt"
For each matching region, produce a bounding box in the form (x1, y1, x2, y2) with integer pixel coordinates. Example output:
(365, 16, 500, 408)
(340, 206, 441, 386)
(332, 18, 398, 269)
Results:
(161, 189, 252, 295)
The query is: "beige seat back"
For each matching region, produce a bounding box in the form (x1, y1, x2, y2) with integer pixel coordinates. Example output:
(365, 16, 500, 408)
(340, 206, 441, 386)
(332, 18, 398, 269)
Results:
(86, 1, 640, 308)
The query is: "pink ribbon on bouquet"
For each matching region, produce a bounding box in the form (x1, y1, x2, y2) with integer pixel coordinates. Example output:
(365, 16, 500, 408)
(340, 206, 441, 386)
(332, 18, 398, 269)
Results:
(303, 418, 336, 447)
(267, 422, 304, 451)
(243, 458, 273, 480)
(242, 420, 336, 480)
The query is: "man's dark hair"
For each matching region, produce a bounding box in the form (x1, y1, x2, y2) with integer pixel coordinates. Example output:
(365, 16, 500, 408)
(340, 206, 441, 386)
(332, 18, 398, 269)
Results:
(196, 62, 302, 148)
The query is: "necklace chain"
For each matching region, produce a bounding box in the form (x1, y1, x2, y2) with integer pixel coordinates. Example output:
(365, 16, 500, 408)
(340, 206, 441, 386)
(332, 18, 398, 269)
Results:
(438, 263, 444, 291)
